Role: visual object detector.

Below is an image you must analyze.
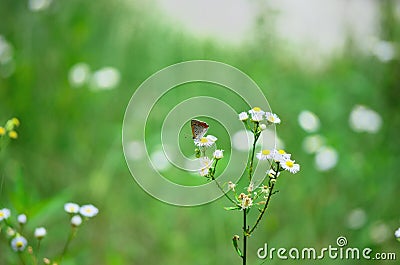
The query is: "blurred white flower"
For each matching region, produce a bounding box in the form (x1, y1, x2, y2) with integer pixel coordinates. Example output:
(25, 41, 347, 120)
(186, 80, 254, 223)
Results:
(80, 204, 99, 218)
(395, 228, 400, 239)
(29, 0, 52, 11)
(0, 208, 11, 221)
(7, 227, 16, 237)
(372, 40, 396, 62)
(238, 111, 249, 121)
(346, 208, 367, 230)
(17, 214, 27, 224)
(213, 149, 224, 159)
(71, 215, 83, 227)
(315, 146, 338, 171)
(246, 182, 254, 193)
(265, 112, 281, 124)
(11, 235, 27, 252)
(34, 227, 47, 239)
(64, 202, 80, 214)
(298, 110, 320, 133)
(349, 105, 382, 133)
(259, 123, 267, 130)
(90, 67, 120, 91)
(302, 135, 324, 154)
(150, 149, 171, 171)
(68, 63, 91, 88)
(0, 35, 13, 64)
(248, 107, 265, 122)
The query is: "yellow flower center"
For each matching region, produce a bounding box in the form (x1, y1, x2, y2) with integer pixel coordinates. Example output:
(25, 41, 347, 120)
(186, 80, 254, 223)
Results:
(9, 131, 18, 139)
(85, 209, 91, 213)
(200, 137, 208, 143)
(261, 150, 270, 155)
(285, 160, 294, 168)
(0, 212, 4, 218)
(0, 127, 5, 136)
(253, 107, 261, 112)
(269, 116, 275, 122)
(278, 149, 286, 154)
(16, 241, 23, 248)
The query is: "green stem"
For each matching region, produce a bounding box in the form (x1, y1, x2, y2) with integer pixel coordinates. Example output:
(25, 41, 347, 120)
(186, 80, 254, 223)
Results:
(59, 227, 77, 264)
(248, 123, 260, 181)
(248, 165, 279, 235)
(18, 252, 26, 265)
(242, 210, 247, 265)
(211, 160, 237, 206)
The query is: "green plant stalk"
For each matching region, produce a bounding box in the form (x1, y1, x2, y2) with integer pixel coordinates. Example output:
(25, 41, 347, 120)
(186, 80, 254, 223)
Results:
(59, 227, 78, 264)
(211, 160, 237, 206)
(248, 165, 279, 235)
(242, 209, 247, 265)
(248, 122, 260, 181)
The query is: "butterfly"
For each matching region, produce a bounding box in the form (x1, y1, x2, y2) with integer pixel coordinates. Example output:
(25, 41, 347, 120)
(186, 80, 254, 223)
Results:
(191, 119, 209, 140)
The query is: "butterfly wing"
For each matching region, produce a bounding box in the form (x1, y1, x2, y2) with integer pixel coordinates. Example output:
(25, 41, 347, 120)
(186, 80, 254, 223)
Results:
(191, 119, 209, 140)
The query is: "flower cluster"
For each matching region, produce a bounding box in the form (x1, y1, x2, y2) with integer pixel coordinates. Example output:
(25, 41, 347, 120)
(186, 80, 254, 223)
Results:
(239, 107, 281, 125)
(0, 202, 99, 263)
(256, 149, 300, 174)
(0, 117, 20, 140)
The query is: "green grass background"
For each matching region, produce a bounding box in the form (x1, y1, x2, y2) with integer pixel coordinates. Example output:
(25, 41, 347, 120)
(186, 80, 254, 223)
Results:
(1, 0, 399, 264)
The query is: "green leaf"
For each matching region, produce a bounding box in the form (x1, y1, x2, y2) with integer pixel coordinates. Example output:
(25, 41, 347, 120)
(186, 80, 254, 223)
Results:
(224, 206, 240, 211)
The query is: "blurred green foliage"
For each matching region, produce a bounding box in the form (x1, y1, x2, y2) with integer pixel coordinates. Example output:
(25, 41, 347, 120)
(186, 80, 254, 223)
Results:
(1, 0, 399, 264)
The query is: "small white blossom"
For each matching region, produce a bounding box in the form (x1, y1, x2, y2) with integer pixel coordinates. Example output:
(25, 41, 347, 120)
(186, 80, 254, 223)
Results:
(79, 204, 99, 218)
(246, 182, 254, 193)
(194, 135, 217, 147)
(64, 202, 80, 214)
(239, 112, 249, 121)
(281, 158, 300, 174)
(227, 181, 236, 191)
(256, 149, 273, 160)
(71, 215, 83, 227)
(213, 149, 224, 159)
(7, 227, 16, 237)
(34, 227, 47, 239)
(265, 112, 281, 124)
(260, 185, 270, 194)
(272, 149, 291, 162)
(17, 214, 27, 224)
(199, 157, 212, 177)
(0, 208, 11, 221)
(11, 235, 27, 252)
(395, 228, 400, 239)
(240, 195, 253, 209)
(248, 107, 265, 122)
(267, 169, 280, 178)
(259, 124, 267, 130)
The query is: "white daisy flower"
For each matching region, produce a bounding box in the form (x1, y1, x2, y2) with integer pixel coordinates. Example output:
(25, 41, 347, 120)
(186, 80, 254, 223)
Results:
(265, 112, 281, 124)
(194, 135, 217, 147)
(71, 215, 82, 227)
(17, 214, 27, 224)
(256, 149, 273, 160)
(239, 112, 249, 121)
(34, 227, 47, 239)
(199, 167, 209, 177)
(64, 202, 80, 214)
(281, 158, 300, 174)
(227, 181, 236, 191)
(248, 107, 265, 122)
(11, 235, 27, 252)
(79, 204, 99, 218)
(0, 208, 11, 221)
(272, 149, 291, 162)
(240, 195, 253, 209)
(213, 149, 224, 159)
